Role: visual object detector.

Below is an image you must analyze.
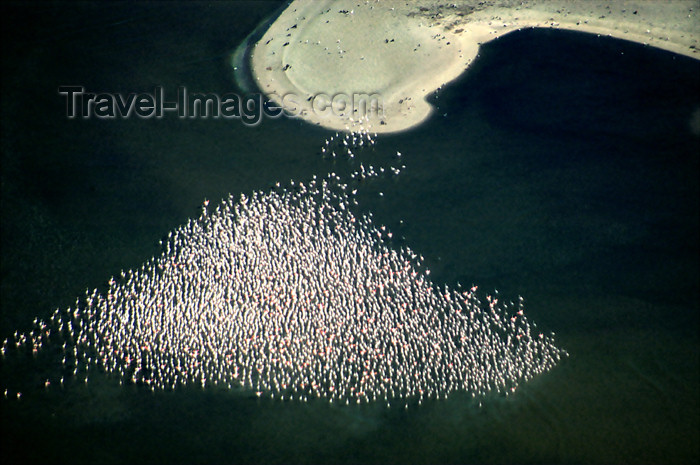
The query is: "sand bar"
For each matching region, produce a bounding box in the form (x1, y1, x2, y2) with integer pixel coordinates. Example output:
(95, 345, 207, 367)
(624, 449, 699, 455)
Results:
(250, 0, 699, 134)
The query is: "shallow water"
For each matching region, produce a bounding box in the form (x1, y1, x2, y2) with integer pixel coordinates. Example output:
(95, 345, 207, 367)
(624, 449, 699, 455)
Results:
(1, 2, 698, 464)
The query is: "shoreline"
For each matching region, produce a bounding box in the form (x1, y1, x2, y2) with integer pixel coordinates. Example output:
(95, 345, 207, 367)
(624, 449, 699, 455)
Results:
(249, 0, 699, 134)
(232, 1, 292, 94)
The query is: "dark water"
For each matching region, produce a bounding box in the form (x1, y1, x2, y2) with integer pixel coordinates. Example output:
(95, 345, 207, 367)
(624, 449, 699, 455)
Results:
(1, 2, 698, 464)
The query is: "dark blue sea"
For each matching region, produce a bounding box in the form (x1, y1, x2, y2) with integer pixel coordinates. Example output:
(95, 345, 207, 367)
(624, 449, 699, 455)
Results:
(1, 2, 698, 464)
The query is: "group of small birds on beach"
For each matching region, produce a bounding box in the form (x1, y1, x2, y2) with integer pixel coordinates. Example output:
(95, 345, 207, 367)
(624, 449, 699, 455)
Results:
(1, 132, 565, 406)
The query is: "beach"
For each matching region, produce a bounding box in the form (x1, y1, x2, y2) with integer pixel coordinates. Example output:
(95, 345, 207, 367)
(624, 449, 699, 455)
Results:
(251, 0, 699, 133)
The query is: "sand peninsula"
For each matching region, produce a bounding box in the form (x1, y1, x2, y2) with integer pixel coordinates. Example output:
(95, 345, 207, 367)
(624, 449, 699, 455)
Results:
(249, 0, 698, 134)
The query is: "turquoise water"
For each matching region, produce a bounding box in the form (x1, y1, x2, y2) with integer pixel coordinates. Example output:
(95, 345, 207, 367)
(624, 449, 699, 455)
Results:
(1, 2, 698, 464)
